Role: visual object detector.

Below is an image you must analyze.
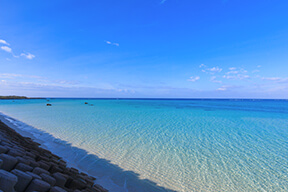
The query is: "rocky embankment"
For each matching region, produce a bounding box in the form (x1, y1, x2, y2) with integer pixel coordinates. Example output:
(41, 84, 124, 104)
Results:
(0, 120, 108, 192)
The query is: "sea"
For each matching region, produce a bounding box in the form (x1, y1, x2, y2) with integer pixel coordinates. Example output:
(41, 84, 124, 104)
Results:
(0, 99, 287, 192)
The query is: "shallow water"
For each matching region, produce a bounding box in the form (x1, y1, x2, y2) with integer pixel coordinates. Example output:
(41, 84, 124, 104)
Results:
(0, 99, 287, 191)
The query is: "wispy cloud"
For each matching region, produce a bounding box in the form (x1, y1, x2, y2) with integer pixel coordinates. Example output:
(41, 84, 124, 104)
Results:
(20, 53, 35, 60)
(160, 0, 167, 4)
(1, 46, 12, 53)
(226, 70, 239, 74)
(0, 73, 22, 78)
(217, 85, 239, 91)
(0, 39, 35, 60)
(187, 76, 200, 82)
(54, 80, 80, 85)
(0, 73, 43, 79)
(206, 67, 222, 73)
(199, 64, 206, 68)
(211, 76, 222, 83)
(217, 86, 228, 91)
(0, 73, 83, 92)
(0, 73, 85, 88)
(251, 65, 261, 73)
(262, 77, 288, 83)
(223, 74, 250, 80)
(262, 77, 281, 81)
(0, 79, 137, 97)
(226, 67, 247, 75)
(0, 39, 9, 45)
(200, 64, 222, 74)
(105, 41, 119, 46)
(202, 67, 222, 74)
(223, 67, 249, 80)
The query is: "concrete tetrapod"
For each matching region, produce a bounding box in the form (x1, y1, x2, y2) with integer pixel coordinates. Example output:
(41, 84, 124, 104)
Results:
(25, 178, 51, 192)
(0, 153, 18, 171)
(25, 171, 42, 180)
(33, 167, 50, 175)
(0, 169, 18, 192)
(11, 169, 33, 192)
(16, 156, 31, 165)
(0, 145, 8, 154)
(49, 186, 67, 192)
(53, 172, 68, 188)
(15, 162, 33, 172)
(40, 173, 57, 186)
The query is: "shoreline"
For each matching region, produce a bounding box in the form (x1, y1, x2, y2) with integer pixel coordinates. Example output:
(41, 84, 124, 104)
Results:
(0, 112, 119, 192)
(0, 118, 108, 192)
(0, 112, 176, 192)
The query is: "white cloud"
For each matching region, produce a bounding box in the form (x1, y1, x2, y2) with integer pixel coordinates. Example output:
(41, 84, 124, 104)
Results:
(54, 80, 80, 85)
(199, 64, 206, 68)
(223, 74, 250, 80)
(0, 73, 23, 79)
(188, 76, 200, 82)
(217, 86, 227, 91)
(117, 89, 135, 94)
(202, 67, 222, 73)
(252, 66, 261, 73)
(262, 77, 281, 81)
(1, 43, 35, 60)
(261, 77, 288, 83)
(200, 65, 222, 74)
(224, 68, 249, 80)
(211, 76, 222, 83)
(0, 73, 43, 79)
(0, 39, 9, 45)
(226, 67, 247, 75)
(226, 70, 239, 74)
(160, 0, 167, 4)
(208, 67, 222, 73)
(105, 40, 119, 46)
(1, 46, 12, 53)
(217, 85, 238, 91)
(20, 53, 35, 60)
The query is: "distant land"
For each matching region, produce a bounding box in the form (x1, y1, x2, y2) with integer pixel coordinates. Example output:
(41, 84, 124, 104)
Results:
(0, 96, 45, 100)
(0, 95, 29, 99)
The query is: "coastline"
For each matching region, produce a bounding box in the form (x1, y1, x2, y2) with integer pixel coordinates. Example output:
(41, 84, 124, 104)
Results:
(0, 115, 108, 192)
(0, 112, 176, 192)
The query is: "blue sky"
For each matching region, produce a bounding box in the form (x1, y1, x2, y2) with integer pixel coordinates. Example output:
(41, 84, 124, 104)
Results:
(0, 0, 288, 98)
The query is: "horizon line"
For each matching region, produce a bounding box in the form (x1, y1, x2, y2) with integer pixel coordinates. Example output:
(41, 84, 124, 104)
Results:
(27, 97, 288, 100)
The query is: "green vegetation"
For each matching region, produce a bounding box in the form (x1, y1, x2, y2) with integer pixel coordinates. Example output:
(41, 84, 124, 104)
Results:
(0, 96, 28, 99)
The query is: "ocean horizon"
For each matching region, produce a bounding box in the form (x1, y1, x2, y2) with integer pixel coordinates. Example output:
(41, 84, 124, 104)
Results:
(0, 98, 287, 191)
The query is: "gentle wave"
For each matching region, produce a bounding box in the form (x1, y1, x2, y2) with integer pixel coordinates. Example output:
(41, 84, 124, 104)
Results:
(0, 99, 287, 191)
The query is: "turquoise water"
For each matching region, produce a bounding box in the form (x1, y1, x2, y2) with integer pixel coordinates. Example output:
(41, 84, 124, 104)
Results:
(0, 99, 287, 191)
